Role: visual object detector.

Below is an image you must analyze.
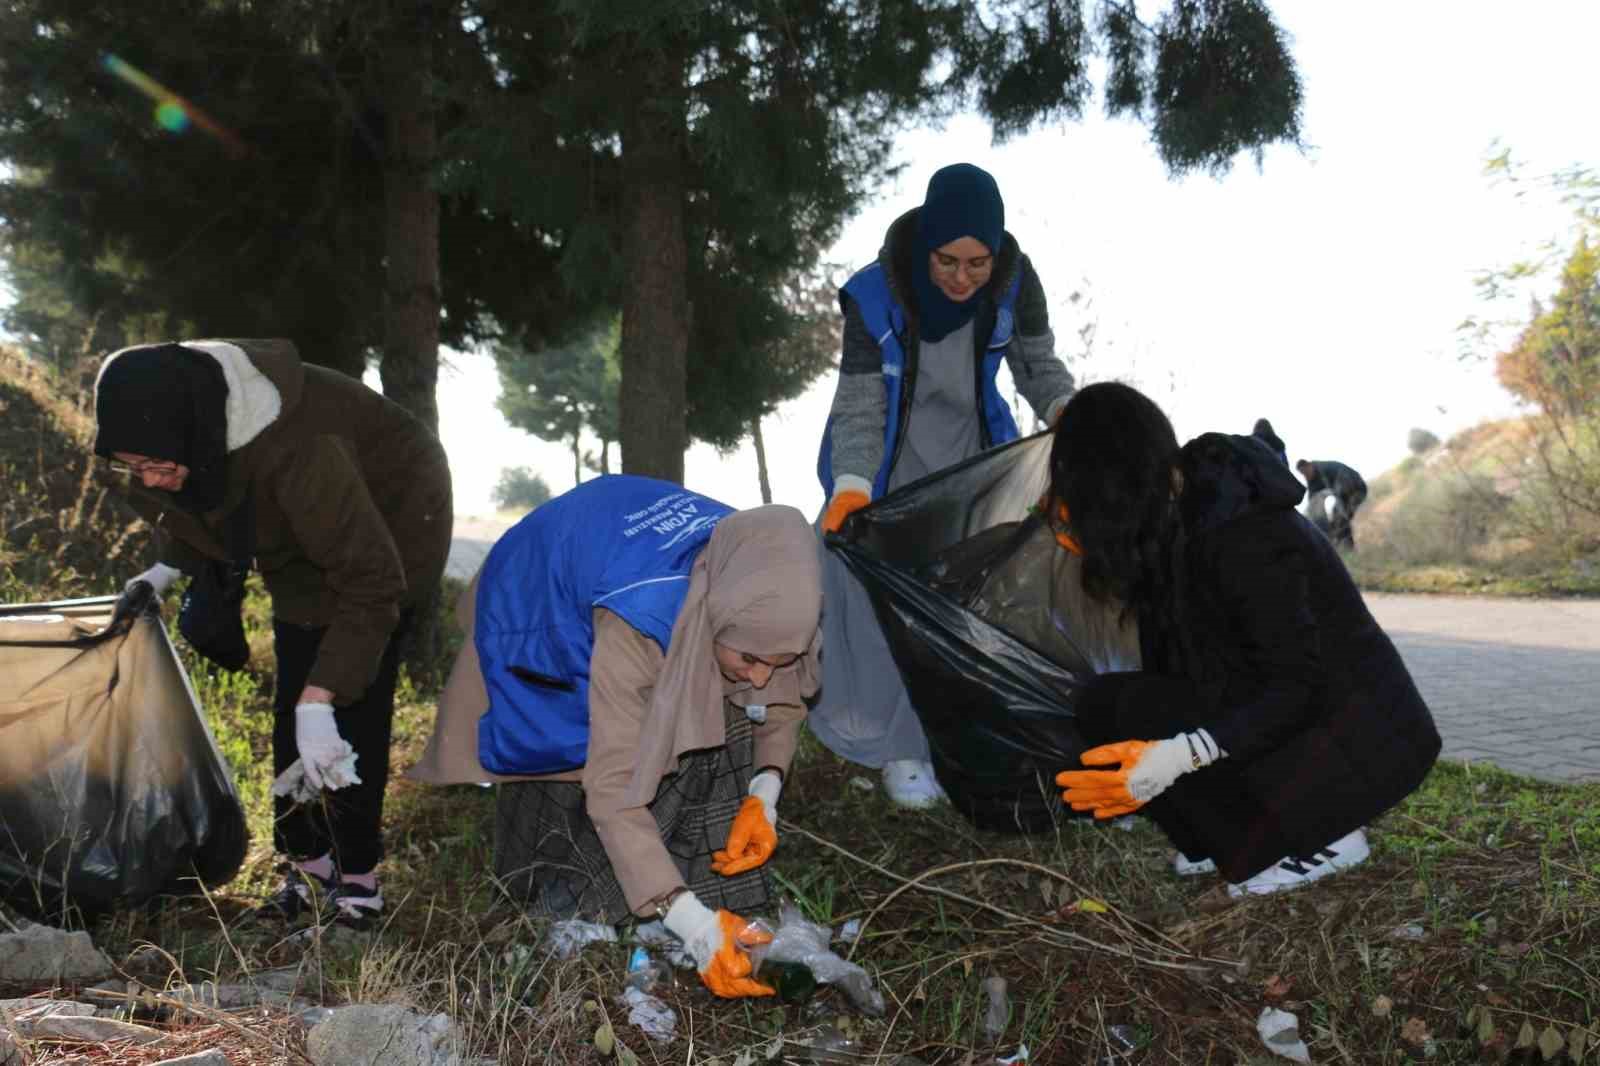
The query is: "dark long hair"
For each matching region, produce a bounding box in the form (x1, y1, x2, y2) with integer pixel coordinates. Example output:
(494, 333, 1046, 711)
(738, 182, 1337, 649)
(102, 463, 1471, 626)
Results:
(1049, 382, 1202, 675)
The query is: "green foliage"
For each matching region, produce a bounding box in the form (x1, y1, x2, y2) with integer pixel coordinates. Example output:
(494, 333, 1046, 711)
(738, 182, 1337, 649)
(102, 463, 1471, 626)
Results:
(2, 0, 1307, 479)
(1407, 427, 1440, 455)
(1148, 0, 1306, 174)
(494, 320, 618, 480)
(490, 466, 552, 511)
(1496, 236, 1600, 416)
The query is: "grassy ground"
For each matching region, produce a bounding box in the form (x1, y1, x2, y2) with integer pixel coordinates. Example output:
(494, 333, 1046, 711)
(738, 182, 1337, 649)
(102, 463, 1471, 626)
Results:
(1342, 554, 1600, 598)
(2, 351, 1595, 1062)
(4, 582, 1597, 1064)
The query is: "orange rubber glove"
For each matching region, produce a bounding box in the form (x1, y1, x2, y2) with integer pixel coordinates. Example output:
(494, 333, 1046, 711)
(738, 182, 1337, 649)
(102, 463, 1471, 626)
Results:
(711, 771, 781, 875)
(1056, 740, 1154, 819)
(1056, 731, 1223, 819)
(1037, 493, 1083, 555)
(821, 489, 870, 534)
(663, 892, 775, 999)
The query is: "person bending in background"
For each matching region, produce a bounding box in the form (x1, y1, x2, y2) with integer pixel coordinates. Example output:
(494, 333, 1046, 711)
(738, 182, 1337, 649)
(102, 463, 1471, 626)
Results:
(95, 339, 452, 929)
(1048, 383, 1439, 896)
(1296, 458, 1368, 550)
(410, 476, 821, 1000)
(810, 162, 1076, 809)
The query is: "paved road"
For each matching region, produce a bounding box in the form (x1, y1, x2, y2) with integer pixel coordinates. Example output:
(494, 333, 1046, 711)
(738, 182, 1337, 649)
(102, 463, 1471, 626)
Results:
(1366, 593, 1600, 784)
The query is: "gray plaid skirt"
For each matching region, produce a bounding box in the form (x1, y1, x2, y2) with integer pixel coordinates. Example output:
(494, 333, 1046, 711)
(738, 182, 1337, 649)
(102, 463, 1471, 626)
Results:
(492, 701, 769, 922)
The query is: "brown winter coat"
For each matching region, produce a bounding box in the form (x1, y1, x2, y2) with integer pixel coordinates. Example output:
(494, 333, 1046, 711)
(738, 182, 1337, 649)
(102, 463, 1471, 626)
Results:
(122, 339, 452, 702)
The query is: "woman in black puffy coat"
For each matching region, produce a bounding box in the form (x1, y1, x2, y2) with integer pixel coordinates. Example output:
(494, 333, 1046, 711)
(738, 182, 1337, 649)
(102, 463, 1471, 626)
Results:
(1049, 383, 1440, 896)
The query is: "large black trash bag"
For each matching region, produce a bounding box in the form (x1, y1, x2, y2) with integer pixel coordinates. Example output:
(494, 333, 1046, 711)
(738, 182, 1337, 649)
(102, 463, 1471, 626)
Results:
(825, 431, 1140, 834)
(0, 587, 248, 920)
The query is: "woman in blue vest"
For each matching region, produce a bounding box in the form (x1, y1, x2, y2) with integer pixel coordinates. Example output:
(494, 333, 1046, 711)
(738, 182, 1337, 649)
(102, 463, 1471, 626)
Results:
(413, 475, 821, 999)
(811, 162, 1076, 807)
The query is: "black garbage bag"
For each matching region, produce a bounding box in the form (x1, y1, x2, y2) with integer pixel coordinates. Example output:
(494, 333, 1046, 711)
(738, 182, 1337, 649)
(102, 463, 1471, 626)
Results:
(825, 430, 1140, 834)
(0, 587, 248, 920)
(179, 559, 252, 671)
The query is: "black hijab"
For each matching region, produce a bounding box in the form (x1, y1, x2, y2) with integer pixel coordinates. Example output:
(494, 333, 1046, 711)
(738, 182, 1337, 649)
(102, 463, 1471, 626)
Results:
(94, 342, 230, 512)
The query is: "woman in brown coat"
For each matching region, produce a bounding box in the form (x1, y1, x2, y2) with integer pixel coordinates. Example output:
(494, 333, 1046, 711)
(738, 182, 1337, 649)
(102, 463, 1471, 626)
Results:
(94, 339, 452, 929)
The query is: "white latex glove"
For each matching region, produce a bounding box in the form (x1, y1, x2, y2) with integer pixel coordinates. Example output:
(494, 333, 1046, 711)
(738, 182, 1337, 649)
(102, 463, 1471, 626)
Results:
(1127, 729, 1225, 802)
(127, 562, 182, 598)
(294, 702, 361, 791)
(749, 769, 782, 826)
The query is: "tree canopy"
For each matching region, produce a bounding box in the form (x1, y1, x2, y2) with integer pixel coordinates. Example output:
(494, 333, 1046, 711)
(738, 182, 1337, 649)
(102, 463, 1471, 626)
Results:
(2, 0, 1307, 483)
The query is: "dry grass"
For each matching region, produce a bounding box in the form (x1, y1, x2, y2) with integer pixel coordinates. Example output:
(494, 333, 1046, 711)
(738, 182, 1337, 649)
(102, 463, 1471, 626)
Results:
(3, 348, 1597, 1065)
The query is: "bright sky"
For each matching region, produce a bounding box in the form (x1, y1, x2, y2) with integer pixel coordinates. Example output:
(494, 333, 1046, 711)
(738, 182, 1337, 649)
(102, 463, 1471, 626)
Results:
(438, 1, 1600, 519)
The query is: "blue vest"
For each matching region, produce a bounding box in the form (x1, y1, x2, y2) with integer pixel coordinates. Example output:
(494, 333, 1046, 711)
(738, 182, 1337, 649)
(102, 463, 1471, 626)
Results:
(475, 475, 734, 775)
(816, 262, 1024, 499)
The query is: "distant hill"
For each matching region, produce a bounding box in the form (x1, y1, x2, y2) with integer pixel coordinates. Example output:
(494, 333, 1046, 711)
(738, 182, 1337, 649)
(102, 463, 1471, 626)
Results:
(0, 345, 149, 597)
(1347, 414, 1600, 596)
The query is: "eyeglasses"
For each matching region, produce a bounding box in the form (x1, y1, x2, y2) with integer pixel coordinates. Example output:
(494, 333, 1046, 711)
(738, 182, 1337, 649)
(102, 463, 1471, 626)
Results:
(102, 457, 181, 477)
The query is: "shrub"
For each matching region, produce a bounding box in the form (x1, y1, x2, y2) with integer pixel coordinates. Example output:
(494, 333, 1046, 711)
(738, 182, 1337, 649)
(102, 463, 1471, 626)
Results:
(490, 466, 553, 511)
(1368, 470, 1509, 565)
(1407, 427, 1440, 455)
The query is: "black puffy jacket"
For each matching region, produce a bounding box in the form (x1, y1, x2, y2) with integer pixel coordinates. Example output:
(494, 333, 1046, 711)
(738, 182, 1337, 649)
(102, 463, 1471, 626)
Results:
(1075, 433, 1439, 880)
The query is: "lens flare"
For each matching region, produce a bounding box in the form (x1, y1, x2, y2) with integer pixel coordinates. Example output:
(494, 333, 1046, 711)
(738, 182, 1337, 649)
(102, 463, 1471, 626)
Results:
(101, 53, 247, 156)
(154, 100, 189, 132)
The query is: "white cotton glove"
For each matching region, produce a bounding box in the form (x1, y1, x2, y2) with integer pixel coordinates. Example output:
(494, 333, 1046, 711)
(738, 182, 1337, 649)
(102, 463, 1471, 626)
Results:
(663, 891, 722, 968)
(749, 770, 782, 826)
(294, 702, 361, 791)
(1125, 729, 1225, 802)
(270, 760, 319, 804)
(662, 890, 775, 999)
(1057, 729, 1226, 819)
(1044, 391, 1071, 428)
(127, 562, 182, 598)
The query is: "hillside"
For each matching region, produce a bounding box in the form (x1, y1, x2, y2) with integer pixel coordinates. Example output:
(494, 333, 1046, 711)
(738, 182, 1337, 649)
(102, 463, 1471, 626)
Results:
(0, 345, 149, 599)
(1346, 414, 1600, 596)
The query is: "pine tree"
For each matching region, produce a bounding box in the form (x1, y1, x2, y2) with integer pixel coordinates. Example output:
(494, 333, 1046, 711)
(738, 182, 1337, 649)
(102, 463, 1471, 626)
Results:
(454, 0, 1304, 482)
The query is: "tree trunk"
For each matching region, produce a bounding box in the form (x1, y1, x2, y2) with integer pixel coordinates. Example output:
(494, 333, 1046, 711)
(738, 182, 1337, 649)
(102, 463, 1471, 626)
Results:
(377, 0, 441, 433)
(618, 55, 689, 485)
(377, 0, 443, 679)
(601, 439, 611, 475)
(572, 433, 582, 485)
(752, 416, 772, 505)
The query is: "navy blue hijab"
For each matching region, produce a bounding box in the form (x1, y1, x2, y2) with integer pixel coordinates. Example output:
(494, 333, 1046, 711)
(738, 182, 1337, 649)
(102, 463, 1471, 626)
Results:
(913, 163, 1006, 343)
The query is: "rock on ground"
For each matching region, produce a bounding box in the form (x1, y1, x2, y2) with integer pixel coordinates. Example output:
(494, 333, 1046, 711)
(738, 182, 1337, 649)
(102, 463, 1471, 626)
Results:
(306, 1004, 460, 1066)
(0, 924, 113, 985)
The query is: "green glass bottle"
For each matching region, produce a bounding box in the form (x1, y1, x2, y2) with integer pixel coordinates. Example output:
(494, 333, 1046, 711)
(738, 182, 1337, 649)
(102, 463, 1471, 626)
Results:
(756, 959, 818, 1004)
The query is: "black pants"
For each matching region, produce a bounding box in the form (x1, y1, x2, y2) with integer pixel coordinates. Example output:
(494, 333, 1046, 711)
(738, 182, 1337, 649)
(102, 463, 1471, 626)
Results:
(1330, 488, 1366, 550)
(271, 610, 410, 875)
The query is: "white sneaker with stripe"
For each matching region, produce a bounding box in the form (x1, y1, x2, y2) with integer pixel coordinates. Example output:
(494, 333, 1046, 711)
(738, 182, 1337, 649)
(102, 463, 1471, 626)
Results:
(1226, 828, 1371, 898)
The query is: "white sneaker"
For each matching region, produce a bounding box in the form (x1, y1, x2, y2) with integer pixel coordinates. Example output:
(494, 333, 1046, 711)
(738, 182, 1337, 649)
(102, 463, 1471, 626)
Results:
(1226, 828, 1371, 898)
(1173, 852, 1217, 877)
(882, 759, 947, 809)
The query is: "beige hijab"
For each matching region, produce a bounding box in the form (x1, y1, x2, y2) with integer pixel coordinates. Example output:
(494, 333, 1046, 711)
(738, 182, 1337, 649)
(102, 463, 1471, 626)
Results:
(625, 504, 822, 806)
